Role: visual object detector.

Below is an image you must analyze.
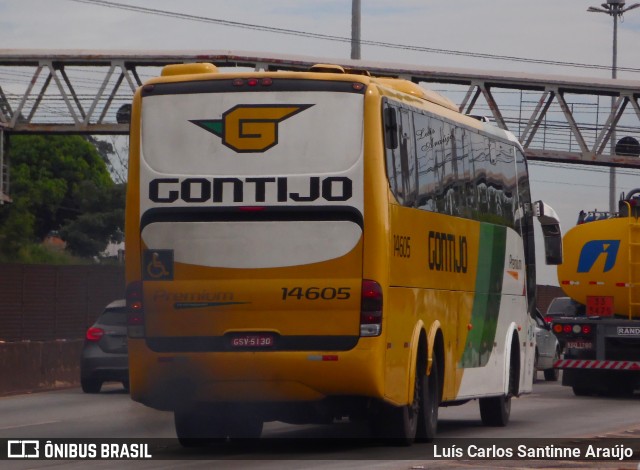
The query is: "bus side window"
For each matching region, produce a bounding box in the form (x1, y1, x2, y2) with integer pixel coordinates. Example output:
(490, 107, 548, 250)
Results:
(457, 128, 475, 218)
(472, 133, 490, 217)
(498, 141, 516, 227)
(384, 106, 399, 150)
(439, 121, 455, 215)
(415, 112, 436, 212)
(384, 104, 417, 207)
(384, 105, 401, 200)
(431, 118, 449, 214)
(399, 108, 417, 207)
(516, 148, 536, 307)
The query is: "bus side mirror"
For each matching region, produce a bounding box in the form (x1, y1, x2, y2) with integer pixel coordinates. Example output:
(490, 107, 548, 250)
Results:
(384, 107, 398, 150)
(534, 200, 563, 265)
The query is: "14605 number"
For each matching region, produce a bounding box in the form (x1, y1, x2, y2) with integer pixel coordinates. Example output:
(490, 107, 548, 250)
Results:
(281, 287, 351, 300)
(393, 234, 411, 258)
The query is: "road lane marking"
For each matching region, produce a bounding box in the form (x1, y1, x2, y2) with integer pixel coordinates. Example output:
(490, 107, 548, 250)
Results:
(0, 420, 59, 430)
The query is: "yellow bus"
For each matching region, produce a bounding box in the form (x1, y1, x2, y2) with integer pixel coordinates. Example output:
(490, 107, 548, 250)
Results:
(125, 62, 562, 444)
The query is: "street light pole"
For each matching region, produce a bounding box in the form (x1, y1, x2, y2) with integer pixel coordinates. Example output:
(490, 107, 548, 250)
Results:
(587, 0, 640, 212)
(351, 0, 361, 60)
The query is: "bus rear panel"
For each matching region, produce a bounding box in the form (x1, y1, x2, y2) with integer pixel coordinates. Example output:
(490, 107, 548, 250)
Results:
(127, 74, 382, 412)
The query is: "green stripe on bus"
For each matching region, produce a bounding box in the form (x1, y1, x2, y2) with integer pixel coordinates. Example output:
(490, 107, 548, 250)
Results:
(460, 224, 506, 368)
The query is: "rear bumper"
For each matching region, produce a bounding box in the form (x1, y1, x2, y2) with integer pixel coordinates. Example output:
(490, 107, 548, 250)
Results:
(81, 350, 129, 382)
(81, 366, 129, 383)
(554, 359, 640, 370)
(128, 338, 384, 411)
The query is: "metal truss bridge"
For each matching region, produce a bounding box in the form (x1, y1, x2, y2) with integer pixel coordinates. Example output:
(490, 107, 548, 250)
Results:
(1, 49, 640, 201)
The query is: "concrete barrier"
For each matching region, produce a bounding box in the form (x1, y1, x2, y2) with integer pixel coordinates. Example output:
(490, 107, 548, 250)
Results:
(0, 340, 83, 396)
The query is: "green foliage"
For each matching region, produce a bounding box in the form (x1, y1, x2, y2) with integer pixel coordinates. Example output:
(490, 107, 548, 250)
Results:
(59, 181, 125, 257)
(0, 243, 89, 265)
(0, 135, 124, 262)
(0, 197, 35, 255)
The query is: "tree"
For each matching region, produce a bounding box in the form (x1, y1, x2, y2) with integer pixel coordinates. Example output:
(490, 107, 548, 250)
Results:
(59, 181, 125, 258)
(86, 135, 129, 184)
(0, 135, 123, 261)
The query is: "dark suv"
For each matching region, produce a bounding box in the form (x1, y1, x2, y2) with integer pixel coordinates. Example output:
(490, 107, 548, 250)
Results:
(80, 299, 129, 393)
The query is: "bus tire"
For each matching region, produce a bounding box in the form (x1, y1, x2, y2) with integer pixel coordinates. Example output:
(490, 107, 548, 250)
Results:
(373, 403, 417, 446)
(231, 411, 264, 439)
(175, 407, 219, 447)
(370, 370, 420, 445)
(479, 395, 511, 427)
(175, 406, 264, 446)
(416, 355, 439, 442)
(480, 346, 514, 427)
(174, 405, 231, 446)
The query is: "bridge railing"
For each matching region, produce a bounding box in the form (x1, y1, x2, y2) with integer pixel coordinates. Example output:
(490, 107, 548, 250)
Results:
(1, 50, 639, 167)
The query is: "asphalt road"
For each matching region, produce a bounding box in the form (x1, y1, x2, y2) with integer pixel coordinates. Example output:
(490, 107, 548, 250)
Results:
(1, 376, 639, 469)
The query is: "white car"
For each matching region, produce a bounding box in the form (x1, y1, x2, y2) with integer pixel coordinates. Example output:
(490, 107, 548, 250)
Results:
(534, 309, 560, 381)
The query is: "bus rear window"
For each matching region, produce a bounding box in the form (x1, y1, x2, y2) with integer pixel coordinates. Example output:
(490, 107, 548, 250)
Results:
(141, 90, 364, 177)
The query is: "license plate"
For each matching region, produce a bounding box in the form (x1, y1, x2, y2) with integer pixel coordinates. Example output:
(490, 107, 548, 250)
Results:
(566, 341, 593, 350)
(229, 333, 274, 348)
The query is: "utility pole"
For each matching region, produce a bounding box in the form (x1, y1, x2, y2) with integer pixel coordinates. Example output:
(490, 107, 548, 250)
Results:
(351, 0, 361, 60)
(587, 0, 640, 212)
(0, 128, 7, 205)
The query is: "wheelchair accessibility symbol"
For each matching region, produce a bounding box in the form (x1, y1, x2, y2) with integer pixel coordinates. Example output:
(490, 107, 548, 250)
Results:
(143, 249, 174, 281)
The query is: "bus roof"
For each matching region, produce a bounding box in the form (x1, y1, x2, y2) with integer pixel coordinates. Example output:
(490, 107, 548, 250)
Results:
(147, 61, 519, 148)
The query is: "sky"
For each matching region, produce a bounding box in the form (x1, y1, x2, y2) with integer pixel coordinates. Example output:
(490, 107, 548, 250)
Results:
(2, 0, 640, 285)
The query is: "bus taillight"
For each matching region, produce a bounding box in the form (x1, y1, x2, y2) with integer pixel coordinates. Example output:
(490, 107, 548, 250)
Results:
(360, 279, 382, 337)
(126, 281, 145, 338)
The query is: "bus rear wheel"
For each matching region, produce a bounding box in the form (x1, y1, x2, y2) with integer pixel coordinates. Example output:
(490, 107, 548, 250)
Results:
(174, 407, 218, 447)
(371, 350, 440, 445)
(372, 402, 418, 446)
(416, 355, 439, 442)
(174, 405, 263, 447)
(370, 371, 421, 445)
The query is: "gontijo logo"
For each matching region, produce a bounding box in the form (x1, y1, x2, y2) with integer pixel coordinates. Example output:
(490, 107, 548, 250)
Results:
(190, 104, 313, 153)
(577, 240, 620, 273)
